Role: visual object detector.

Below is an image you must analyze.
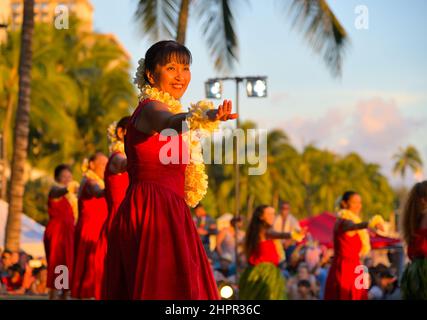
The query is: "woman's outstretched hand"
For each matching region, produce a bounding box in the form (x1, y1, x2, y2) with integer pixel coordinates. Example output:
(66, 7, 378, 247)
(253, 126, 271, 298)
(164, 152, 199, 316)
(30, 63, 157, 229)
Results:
(206, 100, 238, 121)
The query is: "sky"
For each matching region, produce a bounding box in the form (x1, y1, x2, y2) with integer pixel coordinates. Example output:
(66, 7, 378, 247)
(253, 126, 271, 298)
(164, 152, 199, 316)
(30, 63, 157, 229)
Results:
(90, 0, 427, 187)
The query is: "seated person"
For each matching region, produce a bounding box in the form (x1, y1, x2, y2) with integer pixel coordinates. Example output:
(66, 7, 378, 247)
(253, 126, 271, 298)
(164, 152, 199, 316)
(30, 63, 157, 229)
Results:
(297, 279, 317, 300)
(213, 254, 236, 283)
(29, 266, 48, 295)
(2, 263, 25, 295)
(287, 262, 318, 299)
(1, 250, 13, 294)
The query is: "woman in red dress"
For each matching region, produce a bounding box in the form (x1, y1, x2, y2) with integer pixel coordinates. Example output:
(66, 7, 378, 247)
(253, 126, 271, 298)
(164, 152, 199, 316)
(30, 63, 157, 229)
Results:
(44, 164, 77, 300)
(71, 152, 108, 299)
(94, 117, 130, 300)
(401, 181, 427, 299)
(103, 40, 237, 300)
(239, 205, 303, 300)
(324, 191, 384, 300)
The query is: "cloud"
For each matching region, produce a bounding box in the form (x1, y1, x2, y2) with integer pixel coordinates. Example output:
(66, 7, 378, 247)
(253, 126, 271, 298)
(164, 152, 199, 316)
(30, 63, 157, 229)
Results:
(280, 107, 347, 147)
(343, 98, 411, 157)
(270, 91, 290, 105)
(277, 98, 426, 184)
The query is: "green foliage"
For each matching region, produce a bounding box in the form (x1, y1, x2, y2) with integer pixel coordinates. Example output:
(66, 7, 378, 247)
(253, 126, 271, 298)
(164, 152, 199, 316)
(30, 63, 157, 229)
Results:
(202, 122, 396, 221)
(23, 177, 51, 226)
(239, 262, 286, 300)
(401, 259, 427, 300)
(393, 145, 423, 180)
(0, 19, 137, 224)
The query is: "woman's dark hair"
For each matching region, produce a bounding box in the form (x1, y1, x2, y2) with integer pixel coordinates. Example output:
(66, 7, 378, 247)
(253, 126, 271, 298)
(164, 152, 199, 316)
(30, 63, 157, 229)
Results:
(340, 190, 358, 209)
(116, 116, 131, 136)
(402, 181, 427, 244)
(244, 205, 271, 259)
(144, 40, 192, 85)
(231, 215, 243, 226)
(54, 164, 71, 181)
(10, 263, 23, 275)
(297, 279, 311, 288)
(89, 151, 105, 163)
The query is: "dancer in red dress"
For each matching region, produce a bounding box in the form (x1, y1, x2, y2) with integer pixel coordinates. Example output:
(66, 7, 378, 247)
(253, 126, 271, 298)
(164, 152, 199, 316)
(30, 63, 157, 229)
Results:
(324, 191, 384, 300)
(44, 164, 78, 300)
(103, 40, 237, 300)
(71, 152, 108, 299)
(94, 117, 130, 300)
(400, 181, 427, 299)
(239, 205, 304, 300)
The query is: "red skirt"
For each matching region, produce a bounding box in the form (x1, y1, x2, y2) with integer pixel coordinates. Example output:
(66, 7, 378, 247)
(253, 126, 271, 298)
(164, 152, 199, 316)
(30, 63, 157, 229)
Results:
(44, 219, 75, 289)
(103, 182, 219, 300)
(324, 257, 368, 300)
(72, 197, 108, 299)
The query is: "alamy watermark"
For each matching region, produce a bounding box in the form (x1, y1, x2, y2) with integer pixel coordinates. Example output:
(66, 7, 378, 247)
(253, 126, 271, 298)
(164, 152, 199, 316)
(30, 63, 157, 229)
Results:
(354, 265, 370, 290)
(158, 125, 268, 176)
(54, 265, 69, 290)
(355, 5, 369, 30)
(54, 5, 69, 30)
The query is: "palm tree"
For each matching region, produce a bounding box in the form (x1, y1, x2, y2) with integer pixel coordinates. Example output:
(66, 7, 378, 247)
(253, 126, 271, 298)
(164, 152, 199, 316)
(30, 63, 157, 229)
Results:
(1, 26, 82, 193)
(393, 145, 424, 183)
(5, 0, 34, 252)
(134, 0, 348, 75)
(1, 20, 137, 225)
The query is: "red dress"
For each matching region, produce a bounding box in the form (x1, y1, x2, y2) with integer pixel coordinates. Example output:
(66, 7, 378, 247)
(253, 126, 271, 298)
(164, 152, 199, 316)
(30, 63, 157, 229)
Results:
(249, 240, 280, 266)
(103, 99, 219, 300)
(71, 178, 108, 299)
(408, 228, 427, 260)
(324, 219, 368, 300)
(94, 152, 129, 299)
(44, 195, 75, 289)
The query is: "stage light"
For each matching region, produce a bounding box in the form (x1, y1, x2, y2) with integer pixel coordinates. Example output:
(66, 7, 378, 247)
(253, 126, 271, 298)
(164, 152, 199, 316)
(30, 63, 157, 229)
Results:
(246, 77, 267, 97)
(205, 79, 222, 99)
(220, 284, 234, 299)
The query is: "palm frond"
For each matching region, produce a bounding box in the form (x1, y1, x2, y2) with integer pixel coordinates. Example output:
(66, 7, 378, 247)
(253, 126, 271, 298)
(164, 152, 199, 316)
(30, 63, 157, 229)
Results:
(135, 0, 180, 41)
(286, 0, 349, 77)
(194, 0, 240, 73)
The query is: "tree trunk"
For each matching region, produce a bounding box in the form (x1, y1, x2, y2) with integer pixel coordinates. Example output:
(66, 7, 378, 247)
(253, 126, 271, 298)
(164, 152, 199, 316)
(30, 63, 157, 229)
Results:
(5, 0, 34, 252)
(176, 0, 190, 44)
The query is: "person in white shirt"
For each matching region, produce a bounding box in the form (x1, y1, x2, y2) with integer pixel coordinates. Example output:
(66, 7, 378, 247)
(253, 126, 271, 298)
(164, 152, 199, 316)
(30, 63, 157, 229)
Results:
(273, 201, 302, 265)
(273, 201, 301, 234)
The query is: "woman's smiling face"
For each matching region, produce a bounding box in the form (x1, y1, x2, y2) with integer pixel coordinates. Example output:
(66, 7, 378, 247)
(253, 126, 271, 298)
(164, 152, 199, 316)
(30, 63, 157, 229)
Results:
(149, 61, 191, 99)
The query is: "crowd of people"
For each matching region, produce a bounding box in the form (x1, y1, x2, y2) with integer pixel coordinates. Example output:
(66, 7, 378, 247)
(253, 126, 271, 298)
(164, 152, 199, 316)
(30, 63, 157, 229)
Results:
(1, 40, 426, 300)
(196, 198, 403, 300)
(0, 183, 425, 300)
(0, 249, 48, 295)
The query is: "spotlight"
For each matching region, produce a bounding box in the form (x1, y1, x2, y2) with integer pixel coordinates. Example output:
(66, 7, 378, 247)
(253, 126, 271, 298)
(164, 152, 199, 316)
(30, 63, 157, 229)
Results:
(205, 79, 223, 99)
(218, 282, 235, 300)
(246, 77, 267, 97)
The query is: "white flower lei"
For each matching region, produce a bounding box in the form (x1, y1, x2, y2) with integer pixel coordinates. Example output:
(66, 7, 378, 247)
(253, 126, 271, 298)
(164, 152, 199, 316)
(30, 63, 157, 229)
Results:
(138, 84, 219, 207)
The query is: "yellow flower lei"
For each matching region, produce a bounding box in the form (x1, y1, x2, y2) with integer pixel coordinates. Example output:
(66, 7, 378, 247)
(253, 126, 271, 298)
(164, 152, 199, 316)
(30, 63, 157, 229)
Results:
(139, 84, 182, 114)
(107, 121, 125, 155)
(368, 214, 385, 230)
(81, 159, 105, 190)
(138, 84, 219, 207)
(273, 239, 286, 263)
(53, 181, 79, 222)
(337, 209, 371, 257)
(291, 229, 305, 242)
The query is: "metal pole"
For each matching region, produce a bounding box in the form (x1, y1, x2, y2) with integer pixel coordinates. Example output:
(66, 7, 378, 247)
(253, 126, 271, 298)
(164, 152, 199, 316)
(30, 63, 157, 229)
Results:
(234, 79, 241, 286)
